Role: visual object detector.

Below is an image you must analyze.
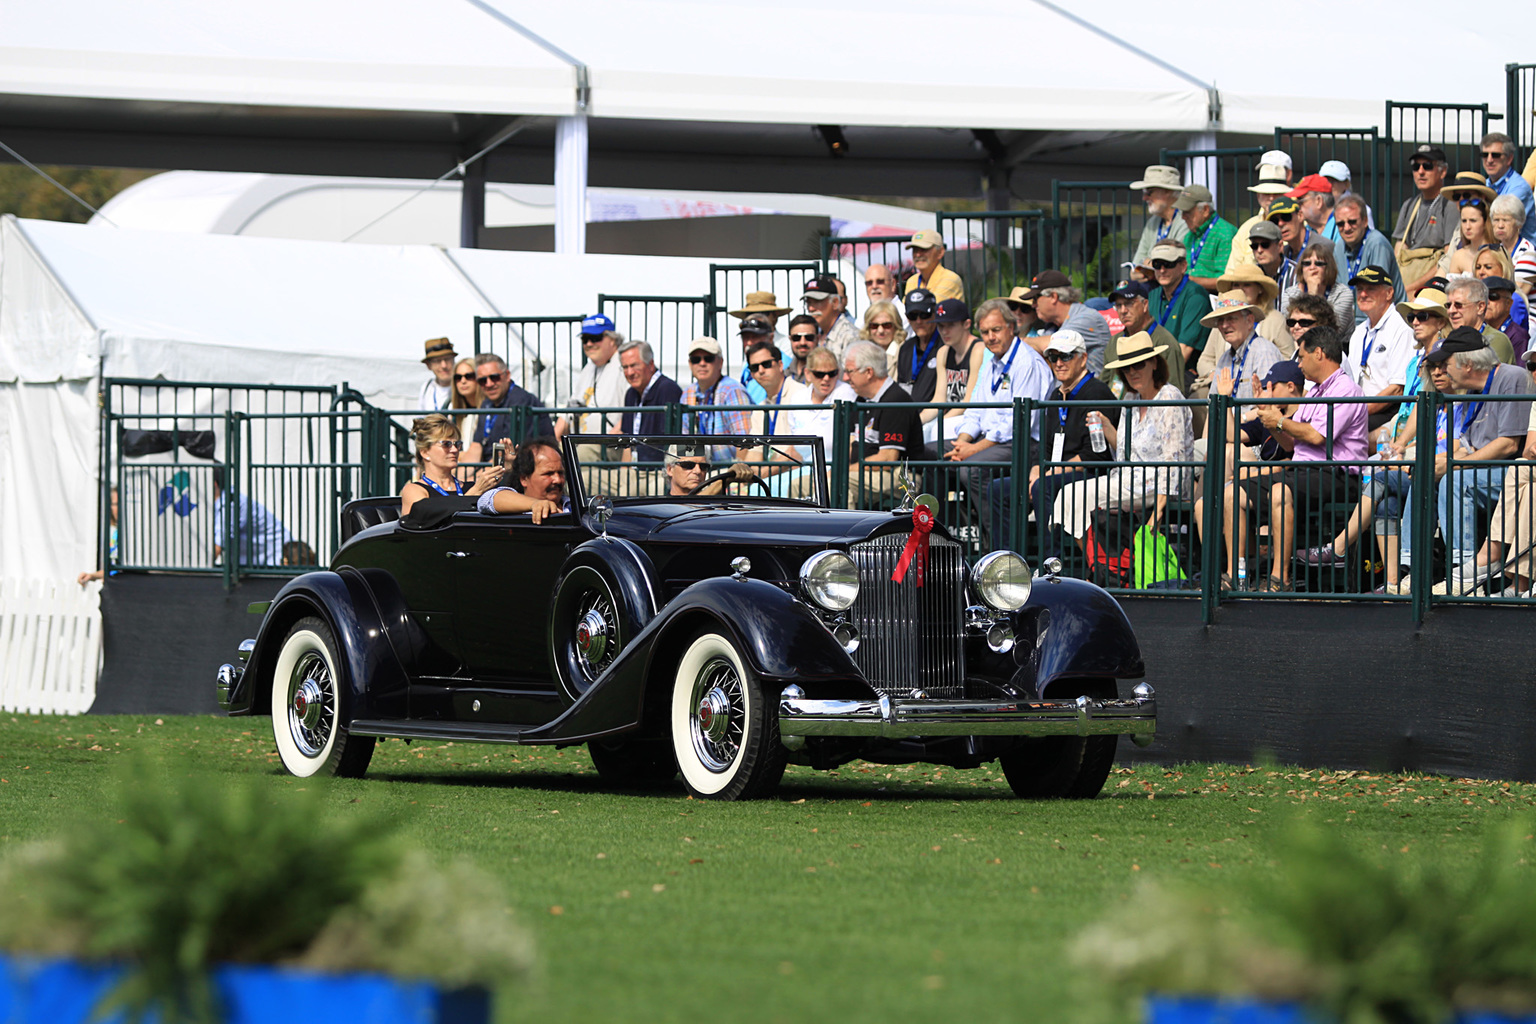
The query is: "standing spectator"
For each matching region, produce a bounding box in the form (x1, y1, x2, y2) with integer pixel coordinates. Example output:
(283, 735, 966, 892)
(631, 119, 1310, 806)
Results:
(1030, 269, 1114, 376)
(1441, 173, 1500, 276)
(616, 339, 682, 464)
(1393, 145, 1455, 294)
(1227, 162, 1293, 271)
(842, 340, 926, 508)
(448, 357, 482, 441)
(1343, 265, 1416, 434)
(1482, 276, 1529, 359)
(1257, 327, 1368, 591)
(1422, 329, 1533, 592)
(1179, 184, 1238, 292)
(417, 337, 456, 410)
(210, 467, 292, 567)
(803, 274, 859, 361)
(728, 291, 791, 343)
(555, 314, 627, 445)
(680, 337, 752, 459)
(1129, 165, 1189, 268)
(859, 300, 906, 378)
(1200, 291, 1284, 402)
(1318, 160, 1374, 228)
(1282, 241, 1355, 334)
(1107, 280, 1187, 394)
(864, 264, 901, 307)
(784, 313, 821, 384)
(735, 315, 774, 402)
(1489, 195, 1536, 295)
(1482, 132, 1536, 245)
(1333, 195, 1404, 324)
(902, 230, 964, 301)
(943, 299, 1055, 544)
(470, 353, 553, 461)
(1142, 243, 1212, 367)
(1446, 275, 1516, 364)
(1029, 330, 1121, 559)
(744, 341, 810, 437)
(1291, 174, 1339, 246)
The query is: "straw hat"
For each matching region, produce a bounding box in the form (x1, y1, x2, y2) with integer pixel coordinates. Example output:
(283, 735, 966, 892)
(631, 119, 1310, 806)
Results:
(1103, 331, 1169, 370)
(1216, 264, 1280, 306)
(421, 337, 456, 363)
(1396, 288, 1451, 323)
(1199, 289, 1267, 328)
(1003, 285, 1036, 312)
(1247, 164, 1292, 195)
(729, 291, 792, 319)
(1441, 171, 1497, 206)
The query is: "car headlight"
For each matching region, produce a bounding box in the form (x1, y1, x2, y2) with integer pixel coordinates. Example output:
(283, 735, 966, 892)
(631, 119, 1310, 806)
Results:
(799, 550, 859, 611)
(973, 551, 1032, 611)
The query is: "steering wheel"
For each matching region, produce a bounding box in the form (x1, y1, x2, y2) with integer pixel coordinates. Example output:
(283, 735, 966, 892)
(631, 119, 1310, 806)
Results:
(693, 470, 769, 497)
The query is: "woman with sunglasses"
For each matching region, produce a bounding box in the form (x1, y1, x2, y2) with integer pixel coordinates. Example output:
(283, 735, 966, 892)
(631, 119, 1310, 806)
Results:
(1283, 294, 1336, 354)
(1440, 173, 1499, 277)
(448, 357, 483, 450)
(1473, 245, 1531, 353)
(1283, 241, 1353, 337)
(859, 300, 906, 376)
(399, 414, 503, 515)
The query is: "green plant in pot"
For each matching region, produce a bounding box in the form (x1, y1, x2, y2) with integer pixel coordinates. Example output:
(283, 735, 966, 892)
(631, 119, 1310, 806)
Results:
(0, 760, 532, 1024)
(1076, 814, 1536, 1024)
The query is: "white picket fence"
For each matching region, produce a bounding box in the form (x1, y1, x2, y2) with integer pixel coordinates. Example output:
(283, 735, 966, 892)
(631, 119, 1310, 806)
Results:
(0, 577, 100, 715)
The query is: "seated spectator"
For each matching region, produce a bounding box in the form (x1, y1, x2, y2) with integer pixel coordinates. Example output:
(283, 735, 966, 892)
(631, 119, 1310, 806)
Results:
(1281, 241, 1354, 334)
(1343, 265, 1416, 435)
(784, 313, 822, 383)
(616, 339, 683, 464)
(399, 413, 503, 515)
(1199, 290, 1285, 405)
(78, 486, 119, 585)
(1225, 161, 1292, 272)
(1440, 173, 1499, 276)
(1465, 418, 1536, 598)
(418, 337, 456, 410)
(282, 540, 318, 567)
(448, 357, 483, 443)
(1292, 174, 1339, 246)
(1142, 243, 1213, 370)
(1179, 184, 1238, 291)
(1107, 280, 1187, 395)
(1257, 327, 1368, 591)
(475, 435, 567, 523)
(1296, 290, 1450, 591)
(859, 299, 907, 378)
(1129, 165, 1190, 269)
(555, 315, 627, 452)
(1192, 267, 1292, 398)
(803, 275, 860, 361)
(1247, 220, 1290, 300)
(1333, 194, 1404, 324)
(680, 337, 752, 462)
(1482, 276, 1530, 359)
(1482, 131, 1536, 245)
(210, 467, 293, 567)
(1195, 361, 1305, 589)
(942, 299, 1055, 543)
(745, 341, 810, 438)
(843, 340, 926, 508)
(1265, 196, 1310, 299)
(1420, 329, 1534, 593)
(1284, 293, 1339, 352)
(735, 315, 775, 401)
(1393, 145, 1455, 294)
(1004, 286, 1050, 346)
(934, 298, 987, 439)
(1028, 330, 1121, 559)
(895, 289, 956, 417)
(1446, 275, 1516, 364)
(1319, 160, 1374, 229)
(1489, 195, 1536, 295)
(864, 263, 901, 308)
(903, 230, 964, 301)
(1049, 333, 1193, 560)
(468, 353, 554, 464)
(1032, 269, 1115, 376)
(787, 345, 857, 467)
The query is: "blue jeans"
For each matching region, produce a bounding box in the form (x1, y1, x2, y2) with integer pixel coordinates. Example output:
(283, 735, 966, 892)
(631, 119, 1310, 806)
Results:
(1438, 466, 1503, 566)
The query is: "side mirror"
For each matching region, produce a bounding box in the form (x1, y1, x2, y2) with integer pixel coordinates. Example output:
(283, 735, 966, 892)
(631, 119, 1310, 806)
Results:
(587, 494, 613, 538)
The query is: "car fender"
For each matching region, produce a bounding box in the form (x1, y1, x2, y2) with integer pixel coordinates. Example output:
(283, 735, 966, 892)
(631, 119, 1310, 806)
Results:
(243, 569, 412, 720)
(524, 576, 866, 744)
(1010, 575, 1145, 700)
(547, 537, 660, 692)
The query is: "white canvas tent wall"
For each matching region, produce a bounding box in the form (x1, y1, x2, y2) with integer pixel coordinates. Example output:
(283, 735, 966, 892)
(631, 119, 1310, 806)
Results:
(0, 215, 748, 713)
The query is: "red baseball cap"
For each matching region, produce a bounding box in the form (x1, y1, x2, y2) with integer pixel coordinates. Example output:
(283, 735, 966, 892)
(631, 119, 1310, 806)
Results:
(1286, 173, 1333, 198)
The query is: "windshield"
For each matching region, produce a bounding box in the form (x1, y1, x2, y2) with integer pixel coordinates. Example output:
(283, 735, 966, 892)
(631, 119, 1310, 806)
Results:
(564, 434, 827, 507)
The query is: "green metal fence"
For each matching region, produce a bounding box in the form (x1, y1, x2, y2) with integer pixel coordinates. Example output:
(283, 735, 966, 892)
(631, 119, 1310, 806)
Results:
(1157, 146, 1266, 230)
(1383, 101, 1493, 220)
(819, 236, 909, 325)
(933, 210, 1051, 310)
(472, 315, 583, 407)
(1050, 181, 1141, 297)
(598, 293, 710, 387)
(706, 261, 821, 359)
(1273, 127, 1382, 213)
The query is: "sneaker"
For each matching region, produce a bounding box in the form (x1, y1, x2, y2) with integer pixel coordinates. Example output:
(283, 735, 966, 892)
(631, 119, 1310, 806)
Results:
(1294, 544, 1347, 567)
(1449, 556, 1503, 592)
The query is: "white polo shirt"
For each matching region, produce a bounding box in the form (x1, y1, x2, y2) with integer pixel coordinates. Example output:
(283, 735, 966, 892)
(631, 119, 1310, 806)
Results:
(1346, 306, 1415, 395)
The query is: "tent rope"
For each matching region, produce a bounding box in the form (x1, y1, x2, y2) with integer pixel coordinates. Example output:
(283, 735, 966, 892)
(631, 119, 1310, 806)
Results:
(0, 138, 119, 227)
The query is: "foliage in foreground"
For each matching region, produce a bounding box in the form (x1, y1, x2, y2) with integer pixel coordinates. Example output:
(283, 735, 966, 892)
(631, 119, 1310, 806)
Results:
(0, 758, 532, 1023)
(1078, 813, 1536, 1024)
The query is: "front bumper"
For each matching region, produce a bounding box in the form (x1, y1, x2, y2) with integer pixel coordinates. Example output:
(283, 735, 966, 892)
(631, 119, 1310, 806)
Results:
(779, 682, 1155, 746)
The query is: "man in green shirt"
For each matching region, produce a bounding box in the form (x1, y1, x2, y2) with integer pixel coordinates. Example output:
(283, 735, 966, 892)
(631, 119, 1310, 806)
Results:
(1178, 184, 1238, 292)
(1145, 240, 1213, 368)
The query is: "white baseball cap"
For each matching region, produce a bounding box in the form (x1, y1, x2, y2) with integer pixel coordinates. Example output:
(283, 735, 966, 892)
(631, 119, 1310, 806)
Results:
(1044, 329, 1086, 356)
(1319, 159, 1351, 181)
(1259, 149, 1292, 171)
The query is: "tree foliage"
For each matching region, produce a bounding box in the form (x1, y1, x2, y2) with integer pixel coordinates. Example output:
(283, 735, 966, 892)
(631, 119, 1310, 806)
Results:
(0, 164, 158, 222)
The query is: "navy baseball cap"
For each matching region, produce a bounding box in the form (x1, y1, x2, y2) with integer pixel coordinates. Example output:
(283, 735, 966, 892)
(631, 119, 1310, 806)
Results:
(1108, 280, 1150, 302)
(934, 298, 971, 323)
(581, 313, 615, 335)
(1262, 360, 1306, 388)
(905, 288, 937, 316)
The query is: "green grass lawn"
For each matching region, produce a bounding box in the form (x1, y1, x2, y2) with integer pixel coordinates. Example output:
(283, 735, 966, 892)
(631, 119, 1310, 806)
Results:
(3, 713, 1533, 1024)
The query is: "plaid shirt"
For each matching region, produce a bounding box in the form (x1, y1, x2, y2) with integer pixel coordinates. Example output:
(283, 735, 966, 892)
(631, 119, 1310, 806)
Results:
(682, 374, 753, 459)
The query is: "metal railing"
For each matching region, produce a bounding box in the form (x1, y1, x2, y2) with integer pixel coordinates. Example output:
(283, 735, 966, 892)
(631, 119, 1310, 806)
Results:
(1384, 101, 1493, 219)
(1050, 181, 1142, 297)
(472, 315, 583, 407)
(706, 261, 820, 370)
(933, 210, 1051, 310)
(1508, 64, 1536, 165)
(1273, 127, 1382, 213)
(1157, 146, 1266, 230)
(819, 236, 909, 325)
(598, 293, 710, 388)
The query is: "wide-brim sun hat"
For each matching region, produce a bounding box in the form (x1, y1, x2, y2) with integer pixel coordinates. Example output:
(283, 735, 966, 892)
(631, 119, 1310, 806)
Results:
(1103, 331, 1169, 370)
(1216, 264, 1280, 306)
(1199, 290, 1267, 328)
(1396, 288, 1451, 323)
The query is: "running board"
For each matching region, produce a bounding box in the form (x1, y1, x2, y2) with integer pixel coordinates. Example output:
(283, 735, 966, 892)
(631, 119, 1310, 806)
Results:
(348, 719, 528, 744)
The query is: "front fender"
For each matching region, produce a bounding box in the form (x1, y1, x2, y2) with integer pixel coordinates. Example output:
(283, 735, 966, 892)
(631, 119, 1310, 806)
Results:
(1018, 575, 1144, 699)
(522, 576, 866, 744)
(242, 569, 411, 720)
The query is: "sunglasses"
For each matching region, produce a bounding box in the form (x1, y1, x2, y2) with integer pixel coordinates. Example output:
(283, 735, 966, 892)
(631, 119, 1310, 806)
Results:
(1406, 310, 1441, 323)
(1121, 356, 1155, 370)
(1271, 213, 1295, 224)
(1447, 300, 1477, 309)
(1150, 259, 1181, 270)
(1044, 351, 1078, 363)
(434, 440, 464, 452)
(1285, 317, 1317, 329)
(1410, 161, 1435, 171)
(1337, 218, 1362, 228)
(1481, 150, 1508, 160)
(674, 460, 708, 472)
(789, 332, 819, 342)
(1251, 239, 1276, 249)
(689, 352, 718, 364)
(809, 368, 839, 380)
(1300, 259, 1328, 267)
(453, 372, 477, 382)
(475, 373, 504, 386)
(749, 359, 778, 373)
(1460, 197, 1487, 208)
(907, 312, 934, 321)
(868, 322, 898, 331)
(581, 334, 605, 345)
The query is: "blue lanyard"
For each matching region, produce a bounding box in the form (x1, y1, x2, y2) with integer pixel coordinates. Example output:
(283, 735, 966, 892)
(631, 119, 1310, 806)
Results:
(1457, 366, 1497, 438)
(1154, 277, 1188, 330)
(1156, 217, 1172, 242)
(694, 385, 716, 435)
(1057, 372, 1093, 426)
(1346, 244, 1364, 283)
(1228, 337, 1256, 391)
(420, 475, 463, 497)
(1359, 324, 1379, 369)
(909, 334, 939, 382)
(766, 387, 783, 435)
(991, 339, 1021, 393)
(1188, 219, 1215, 266)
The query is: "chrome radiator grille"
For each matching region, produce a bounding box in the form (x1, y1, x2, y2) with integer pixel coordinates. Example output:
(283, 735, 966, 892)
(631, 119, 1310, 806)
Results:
(846, 534, 965, 697)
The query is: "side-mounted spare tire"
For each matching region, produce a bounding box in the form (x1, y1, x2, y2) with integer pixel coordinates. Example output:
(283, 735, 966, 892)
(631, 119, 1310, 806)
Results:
(549, 542, 657, 701)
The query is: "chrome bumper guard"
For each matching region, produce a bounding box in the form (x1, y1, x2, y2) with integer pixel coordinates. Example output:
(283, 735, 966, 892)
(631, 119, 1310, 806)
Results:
(779, 682, 1155, 745)
(215, 639, 256, 711)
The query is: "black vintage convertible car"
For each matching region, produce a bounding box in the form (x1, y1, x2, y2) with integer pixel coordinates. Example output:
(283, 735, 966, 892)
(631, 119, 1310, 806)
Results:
(217, 435, 1154, 800)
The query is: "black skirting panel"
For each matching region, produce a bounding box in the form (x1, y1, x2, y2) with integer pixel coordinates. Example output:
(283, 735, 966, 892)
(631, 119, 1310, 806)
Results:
(94, 577, 1533, 781)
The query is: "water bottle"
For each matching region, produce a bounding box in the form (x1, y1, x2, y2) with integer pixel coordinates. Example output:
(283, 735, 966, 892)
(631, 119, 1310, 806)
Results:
(1088, 412, 1107, 453)
(1376, 436, 1390, 461)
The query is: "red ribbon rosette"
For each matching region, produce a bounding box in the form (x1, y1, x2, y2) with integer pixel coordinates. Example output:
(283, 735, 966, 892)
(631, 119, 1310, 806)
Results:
(891, 503, 935, 587)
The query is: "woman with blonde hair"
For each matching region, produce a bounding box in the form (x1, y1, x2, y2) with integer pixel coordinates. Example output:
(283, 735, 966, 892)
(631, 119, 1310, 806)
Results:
(448, 357, 482, 435)
(399, 414, 502, 515)
(860, 300, 906, 377)
(1440, 173, 1499, 275)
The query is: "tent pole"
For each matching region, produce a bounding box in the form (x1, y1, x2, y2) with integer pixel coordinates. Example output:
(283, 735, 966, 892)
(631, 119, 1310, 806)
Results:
(1184, 131, 1217, 206)
(555, 115, 588, 255)
(459, 156, 485, 249)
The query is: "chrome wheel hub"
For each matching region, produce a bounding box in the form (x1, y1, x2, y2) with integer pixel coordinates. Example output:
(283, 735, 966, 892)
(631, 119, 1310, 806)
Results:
(573, 590, 619, 683)
(287, 652, 335, 758)
(689, 658, 744, 773)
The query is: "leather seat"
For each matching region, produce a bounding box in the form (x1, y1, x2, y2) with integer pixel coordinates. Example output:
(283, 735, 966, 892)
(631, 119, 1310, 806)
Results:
(340, 497, 402, 544)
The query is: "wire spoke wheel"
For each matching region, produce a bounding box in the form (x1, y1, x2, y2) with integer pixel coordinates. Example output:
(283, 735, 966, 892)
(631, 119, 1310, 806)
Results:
(286, 650, 336, 757)
(668, 631, 786, 800)
(269, 616, 373, 779)
(687, 657, 746, 772)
